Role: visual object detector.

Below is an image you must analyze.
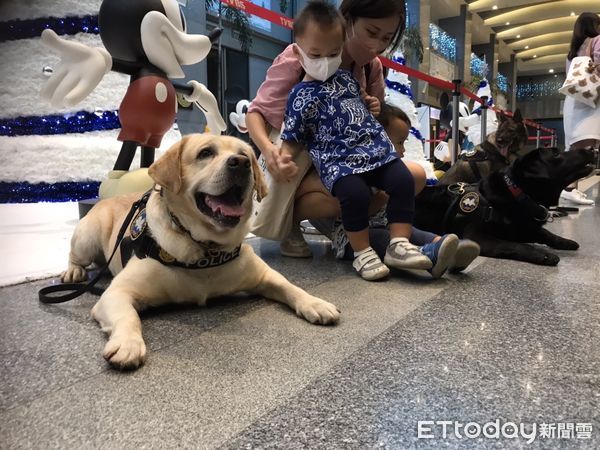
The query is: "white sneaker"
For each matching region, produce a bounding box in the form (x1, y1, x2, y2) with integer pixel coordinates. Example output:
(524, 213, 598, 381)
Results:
(280, 224, 313, 258)
(384, 237, 433, 270)
(560, 189, 595, 205)
(353, 247, 390, 281)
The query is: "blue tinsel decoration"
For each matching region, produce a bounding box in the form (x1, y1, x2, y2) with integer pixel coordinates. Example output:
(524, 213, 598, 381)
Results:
(0, 181, 100, 203)
(497, 73, 509, 93)
(385, 79, 414, 100)
(0, 15, 99, 42)
(429, 23, 457, 62)
(516, 77, 565, 100)
(0, 110, 120, 136)
(470, 54, 487, 77)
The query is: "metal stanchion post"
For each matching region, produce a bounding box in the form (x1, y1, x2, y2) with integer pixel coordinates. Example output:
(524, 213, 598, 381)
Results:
(480, 96, 488, 144)
(536, 127, 541, 148)
(451, 80, 461, 165)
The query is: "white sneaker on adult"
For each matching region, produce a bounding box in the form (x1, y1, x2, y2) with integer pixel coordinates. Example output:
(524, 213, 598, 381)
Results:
(560, 189, 595, 205)
(280, 224, 313, 258)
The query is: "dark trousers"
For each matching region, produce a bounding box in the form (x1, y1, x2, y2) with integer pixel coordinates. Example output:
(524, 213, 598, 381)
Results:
(332, 159, 415, 232)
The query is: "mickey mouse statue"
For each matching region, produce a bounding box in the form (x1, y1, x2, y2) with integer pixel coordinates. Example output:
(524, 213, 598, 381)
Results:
(228, 99, 250, 134)
(40, 0, 227, 198)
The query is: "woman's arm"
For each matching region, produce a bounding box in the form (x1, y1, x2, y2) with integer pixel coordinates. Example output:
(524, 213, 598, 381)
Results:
(247, 44, 303, 131)
(592, 35, 600, 62)
(247, 111, 287, 181)
(366, 58, 386, 102)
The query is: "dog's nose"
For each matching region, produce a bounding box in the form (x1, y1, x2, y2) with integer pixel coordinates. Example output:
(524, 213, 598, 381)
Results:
(227, 154, 251, 171)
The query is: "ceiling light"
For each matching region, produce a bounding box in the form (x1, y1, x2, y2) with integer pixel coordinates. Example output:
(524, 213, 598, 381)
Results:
(506, 22, 510, 25)
(554, 74, 558, 78)
(425, 47, 429, 50)
(571, 12, 575, 16)
(549, 69, 554, 73)
(492, 5, 498, 10)
(525, 45, 529, 49)
(516, 35, 520, 38)
(533, 55, 537, 58)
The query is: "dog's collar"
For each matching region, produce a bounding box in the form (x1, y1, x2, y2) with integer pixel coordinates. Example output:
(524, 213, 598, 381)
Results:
(167, 209, 224, 251)
(154, 185, 225, 251)
(503, 172, 550, 223)
(120, 191, 241, 269)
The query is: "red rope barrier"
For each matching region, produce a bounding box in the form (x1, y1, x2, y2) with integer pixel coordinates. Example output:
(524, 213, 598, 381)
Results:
(378, 57, 455, 91)
(528, 136, 553, 141)
(221, 0, 294, 29)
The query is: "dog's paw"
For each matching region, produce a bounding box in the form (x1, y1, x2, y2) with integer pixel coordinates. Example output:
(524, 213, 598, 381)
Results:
(296, 297, 340, 325)
(61, 264, 87, 283)
(102, 336, 147, 370)
(552, 239, 579, 251)
(541, 252, 560, 266)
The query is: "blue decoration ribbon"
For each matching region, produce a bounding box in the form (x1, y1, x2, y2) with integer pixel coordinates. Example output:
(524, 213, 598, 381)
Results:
(0, 181, 100, 203)
(392, 55, 407, 66)
(0, 110, 120, 136)
(385, 79, 414, 100)
(0, 15, 99, 42)
(409, 127, 424, 142)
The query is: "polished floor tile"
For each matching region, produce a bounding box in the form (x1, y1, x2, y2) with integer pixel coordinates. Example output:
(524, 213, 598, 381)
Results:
(0, 183, 598, 449)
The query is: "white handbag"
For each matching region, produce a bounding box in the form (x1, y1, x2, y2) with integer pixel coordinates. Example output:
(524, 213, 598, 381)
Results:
(559, 38, 600, 108)
(250, 130, 312, 241)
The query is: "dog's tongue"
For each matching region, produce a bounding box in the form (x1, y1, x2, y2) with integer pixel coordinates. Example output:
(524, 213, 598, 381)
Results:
(205, 194, 245, 217)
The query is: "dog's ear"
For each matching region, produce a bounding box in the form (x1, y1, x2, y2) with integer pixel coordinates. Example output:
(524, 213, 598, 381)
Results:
(148, 137, 187, 193)
(249, 152, 268, 202)
(513, 109, 523, 123)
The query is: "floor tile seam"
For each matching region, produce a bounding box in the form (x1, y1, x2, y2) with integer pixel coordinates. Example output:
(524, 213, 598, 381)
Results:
(215, 279, 476, 449)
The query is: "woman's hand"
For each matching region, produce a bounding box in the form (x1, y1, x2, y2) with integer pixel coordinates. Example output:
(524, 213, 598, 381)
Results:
(362, 93, 381, 117)
(263, 143, 298, 182)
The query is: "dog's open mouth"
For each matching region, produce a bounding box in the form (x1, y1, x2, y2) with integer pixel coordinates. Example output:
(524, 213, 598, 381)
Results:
(195, 186, 246, 227)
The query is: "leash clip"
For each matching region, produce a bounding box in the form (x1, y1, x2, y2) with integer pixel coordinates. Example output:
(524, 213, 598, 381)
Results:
(448, 182, 467, 196)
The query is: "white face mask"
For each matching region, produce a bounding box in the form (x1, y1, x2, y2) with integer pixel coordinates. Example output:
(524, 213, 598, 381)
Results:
(295, 44, 342, 81)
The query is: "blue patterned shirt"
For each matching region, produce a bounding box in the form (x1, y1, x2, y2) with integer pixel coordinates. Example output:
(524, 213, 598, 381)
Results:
(280, 70, 397, 192)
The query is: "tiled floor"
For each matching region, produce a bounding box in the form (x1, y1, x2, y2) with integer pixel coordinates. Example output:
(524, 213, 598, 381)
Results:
(1, 183, 599, 449)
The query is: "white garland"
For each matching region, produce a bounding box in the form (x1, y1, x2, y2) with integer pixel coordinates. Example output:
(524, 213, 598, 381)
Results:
(0, 0, 183, 187)
(384, 52, 436, 180)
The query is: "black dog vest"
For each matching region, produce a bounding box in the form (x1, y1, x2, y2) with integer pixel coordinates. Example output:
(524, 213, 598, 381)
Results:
(120, 195, 241, 269)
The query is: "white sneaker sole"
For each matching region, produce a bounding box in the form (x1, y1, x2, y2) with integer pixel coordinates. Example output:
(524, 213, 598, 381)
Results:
(450, 240, 480, 273)
(383, 253, 433, 270)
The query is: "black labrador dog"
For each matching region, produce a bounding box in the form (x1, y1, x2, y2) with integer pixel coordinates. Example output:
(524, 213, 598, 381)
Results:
(440, 109, 529, 185)
(415, 147, 595, 265)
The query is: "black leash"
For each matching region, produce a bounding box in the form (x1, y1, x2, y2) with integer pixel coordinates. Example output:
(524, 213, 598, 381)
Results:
(38, 190, 152, 304)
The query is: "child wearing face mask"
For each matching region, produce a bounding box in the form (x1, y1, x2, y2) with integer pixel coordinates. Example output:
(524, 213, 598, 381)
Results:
(280, 0, 436, 281)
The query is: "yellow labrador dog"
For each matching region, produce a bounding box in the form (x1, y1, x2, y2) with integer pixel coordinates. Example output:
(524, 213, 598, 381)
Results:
(62, 134, 340, 369)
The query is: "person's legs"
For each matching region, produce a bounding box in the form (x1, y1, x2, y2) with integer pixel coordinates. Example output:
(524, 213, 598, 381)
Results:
(281, 169, 341, 258)
(294, 169, 341, 220)
(333, 174, 389, 280)
(368, 160, 432, 270)
(404, 160, 427, 194)
(560, 139, 598, 205)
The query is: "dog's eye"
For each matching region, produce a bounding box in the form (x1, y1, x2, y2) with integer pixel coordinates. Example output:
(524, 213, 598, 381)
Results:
(197, 148, 214, 159)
